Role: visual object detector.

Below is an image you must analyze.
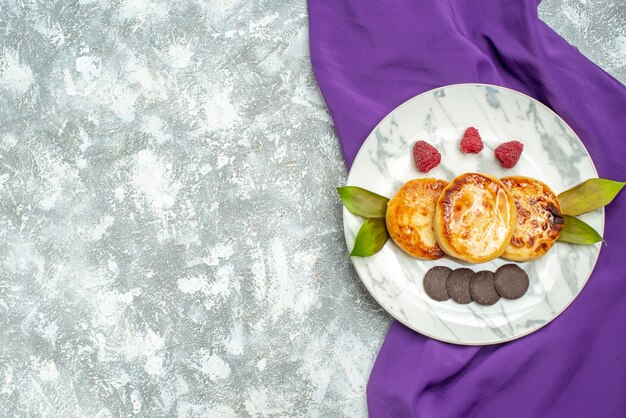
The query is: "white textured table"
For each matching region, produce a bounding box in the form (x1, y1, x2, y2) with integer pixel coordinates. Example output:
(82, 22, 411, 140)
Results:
(0, 1, 624, 416)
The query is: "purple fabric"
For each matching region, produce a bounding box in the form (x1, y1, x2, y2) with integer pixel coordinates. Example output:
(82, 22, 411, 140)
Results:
(307, 0, 626, 416)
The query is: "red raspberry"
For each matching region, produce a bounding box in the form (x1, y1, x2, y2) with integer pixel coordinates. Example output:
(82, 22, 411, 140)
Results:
(460, 127, 484, 154)
(413, 140, 441, 173)
(495, 141, 524, 168)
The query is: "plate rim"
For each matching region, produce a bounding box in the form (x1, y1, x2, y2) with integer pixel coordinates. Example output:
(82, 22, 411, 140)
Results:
(344, 82, 605, 346)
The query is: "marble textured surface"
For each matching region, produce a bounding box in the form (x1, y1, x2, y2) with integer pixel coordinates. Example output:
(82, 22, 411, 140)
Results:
(345, 84, 602, 345)
(0, 0, 624, 416)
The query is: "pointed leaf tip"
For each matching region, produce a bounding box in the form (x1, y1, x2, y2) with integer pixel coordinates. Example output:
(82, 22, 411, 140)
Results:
(558, 178, 625, 216)
(350, 218, 390, 257)
(337, 186, 389, 218)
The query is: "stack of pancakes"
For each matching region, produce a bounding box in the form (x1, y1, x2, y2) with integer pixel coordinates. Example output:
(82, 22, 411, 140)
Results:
(385, 173, 564, 263)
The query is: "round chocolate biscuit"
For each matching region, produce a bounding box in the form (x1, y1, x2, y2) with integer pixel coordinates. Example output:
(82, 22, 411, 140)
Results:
(469, 270, 500, 306)
(423, 266, 452, 301)
(494, 264, 529, 299)
(446, 268, 474, 304)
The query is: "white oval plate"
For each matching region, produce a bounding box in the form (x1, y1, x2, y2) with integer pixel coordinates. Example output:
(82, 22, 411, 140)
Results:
(344, 84, 603, 345)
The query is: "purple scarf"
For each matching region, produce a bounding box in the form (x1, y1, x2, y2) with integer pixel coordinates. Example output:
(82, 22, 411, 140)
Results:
(308, 0, 626, 416)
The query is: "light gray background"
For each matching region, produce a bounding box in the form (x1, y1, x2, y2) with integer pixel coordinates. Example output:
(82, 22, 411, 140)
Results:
(0, 0, 624, 416)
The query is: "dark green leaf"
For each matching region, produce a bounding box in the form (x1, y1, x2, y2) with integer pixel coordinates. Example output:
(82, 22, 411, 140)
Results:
(337, 186, 389, 218)
(558, 178, 625, 216)
(350, 218, 390, 257)
(557, 215, 603, 245)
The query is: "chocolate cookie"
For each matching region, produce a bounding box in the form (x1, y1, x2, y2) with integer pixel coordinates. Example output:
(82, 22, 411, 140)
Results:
(446, 268, 474, 304)
(469, 270, 500, 306)
(423, 266, 452, 301)
(494, 264, 529, 299)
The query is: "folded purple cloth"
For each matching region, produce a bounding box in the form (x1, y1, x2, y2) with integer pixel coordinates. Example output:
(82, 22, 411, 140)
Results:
(308, 0, 626, 416)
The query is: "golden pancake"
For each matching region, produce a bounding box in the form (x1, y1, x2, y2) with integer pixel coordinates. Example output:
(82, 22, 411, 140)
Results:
(500, 176, 563, 261)
(434, 173, 517, 263)
(386, 178, 448, 260)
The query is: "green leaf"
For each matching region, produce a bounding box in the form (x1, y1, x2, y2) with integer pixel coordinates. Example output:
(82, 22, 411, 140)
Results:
(558, 178, 625, 216)
(350, 218, 390, 257)
(557, 215, 603, 245)
(337, 186, 389, 218)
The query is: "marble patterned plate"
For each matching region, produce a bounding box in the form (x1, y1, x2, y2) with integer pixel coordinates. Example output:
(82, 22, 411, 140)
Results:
(343, 84, 603, 345)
